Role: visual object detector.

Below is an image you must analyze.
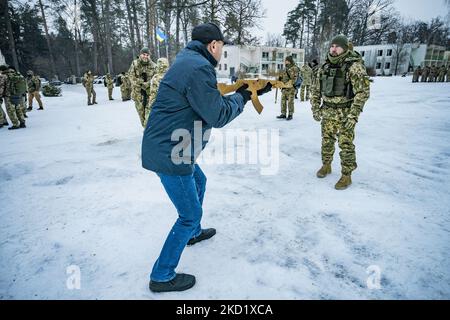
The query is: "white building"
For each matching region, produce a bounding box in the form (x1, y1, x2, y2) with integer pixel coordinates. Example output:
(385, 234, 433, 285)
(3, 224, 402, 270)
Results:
(216, 45, 305, 78)
(354, 43, 447, 76)
(0, 50, 5, 66)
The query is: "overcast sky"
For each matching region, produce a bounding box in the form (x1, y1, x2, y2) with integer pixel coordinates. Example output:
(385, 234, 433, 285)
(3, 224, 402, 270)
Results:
(254, 0, 449, 41)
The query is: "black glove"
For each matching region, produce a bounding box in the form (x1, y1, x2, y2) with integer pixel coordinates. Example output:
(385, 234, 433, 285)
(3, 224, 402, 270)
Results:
(236, 83, 252, 105)
(257, 82, 272, 96)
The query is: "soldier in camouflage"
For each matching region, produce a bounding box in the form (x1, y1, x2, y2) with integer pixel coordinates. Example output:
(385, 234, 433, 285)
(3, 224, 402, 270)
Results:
(82, 70, 97, 105)
(146, 58, 169, 125)
(4, 66, 27, 130)
(26, 70, 44, 110)
(0, 65, 10, 128)
(311, 35, 370, 190)
(277, 55, 299, 121)
(119, 72, 131, 101)
(437, 65, 446, 82)
(128, 47, 157, 128)
(105, 73, 114, 100)
(421, 66, 429, 82)
(447, 66, 450, 82)
(412, 66, 422, 83)
(428, 65, 437, 82)
(299, 62, 312, 101)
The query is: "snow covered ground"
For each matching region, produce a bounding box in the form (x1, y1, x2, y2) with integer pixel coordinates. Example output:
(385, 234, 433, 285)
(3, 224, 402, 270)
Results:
(0, 77, 449, 300)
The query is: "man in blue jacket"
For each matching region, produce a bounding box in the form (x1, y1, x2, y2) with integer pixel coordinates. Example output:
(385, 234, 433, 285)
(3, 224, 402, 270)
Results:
(142, 23, 272, 293)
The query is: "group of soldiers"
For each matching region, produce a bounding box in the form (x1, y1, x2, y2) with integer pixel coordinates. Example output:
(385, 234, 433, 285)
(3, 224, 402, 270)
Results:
(81, 48, 169, 128)
(0, 65, 44, 130)
(276, 35, 370, 190)
(412, 65, 450, 83)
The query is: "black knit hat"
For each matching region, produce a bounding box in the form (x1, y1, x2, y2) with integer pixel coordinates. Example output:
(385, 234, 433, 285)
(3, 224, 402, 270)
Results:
(285, 55, 294, 64)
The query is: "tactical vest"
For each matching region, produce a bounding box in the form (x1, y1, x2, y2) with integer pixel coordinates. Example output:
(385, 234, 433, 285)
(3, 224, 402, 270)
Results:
(9, 73, 27, 97)
(320, 61, 354, 98)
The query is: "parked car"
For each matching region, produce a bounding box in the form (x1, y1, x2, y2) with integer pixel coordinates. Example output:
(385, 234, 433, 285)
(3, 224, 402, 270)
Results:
(93, 76, 105, 84)
(40, 78, 49, 86)
(49, 80, 62, 86)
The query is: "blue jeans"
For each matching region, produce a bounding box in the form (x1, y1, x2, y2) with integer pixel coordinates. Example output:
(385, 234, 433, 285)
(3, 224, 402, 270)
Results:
(150, 164, 207, 282)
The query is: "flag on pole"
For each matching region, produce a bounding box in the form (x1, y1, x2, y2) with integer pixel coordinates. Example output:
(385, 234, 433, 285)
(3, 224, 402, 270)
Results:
(156, 27, 168, 43)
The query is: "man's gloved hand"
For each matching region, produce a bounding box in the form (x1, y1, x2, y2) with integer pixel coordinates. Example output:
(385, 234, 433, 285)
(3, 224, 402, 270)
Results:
(313, 111, 321, 122)
(236, 83, 252, 106)
(257, 82, 272, 96)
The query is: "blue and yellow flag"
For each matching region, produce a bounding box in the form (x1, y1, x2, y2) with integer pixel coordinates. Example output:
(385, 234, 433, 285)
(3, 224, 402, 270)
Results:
(156, 27, 167, 43)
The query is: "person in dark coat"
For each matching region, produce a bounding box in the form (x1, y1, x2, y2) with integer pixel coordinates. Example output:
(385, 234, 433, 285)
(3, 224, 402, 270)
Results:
(142, 22, 271, 293)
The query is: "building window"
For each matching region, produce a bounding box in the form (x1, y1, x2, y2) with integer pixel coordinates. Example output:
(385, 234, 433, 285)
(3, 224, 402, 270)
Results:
(224, 51, 227, 58)
(224, 64, 227, 71)
(262, 52, 269, 60)
(262, 64, 269, 71)
(385, 62, 391, 69)
(361, 51, 365, 57)
(386, 49, 392, 57)
(376, 62, 382, 69)
(292, 53, 297, 60)
(277, 52, 284, 60)
(278, 64, 284, 70)
(377, 50, 383, 57)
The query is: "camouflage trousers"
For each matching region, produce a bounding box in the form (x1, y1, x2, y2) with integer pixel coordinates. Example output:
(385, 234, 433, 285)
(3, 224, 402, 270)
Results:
(300, 84, 310, 101)
(320, 106, 357, 175)
(0, 98, 8, 124)
(28, 91, 43, 108)
(120, 86, 131, 100)
(85, 86, 96, 104)
(281, 89, 295, 115)
(6, 98, 25, 127)
(134, 100, 152, 128)
(107, 86, 114, 100)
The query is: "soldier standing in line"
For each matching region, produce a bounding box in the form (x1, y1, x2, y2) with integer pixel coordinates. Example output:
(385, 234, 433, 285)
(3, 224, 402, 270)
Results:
(299, 62, 312, 101)
(311, 35, 370, 190)
(446, 65, 450, 82)
(119, 72, 131, 101)
(412, 66, 422, 83)
(437, 65, 446, 82)
(0, 65, 10, 128)
(26, 70, 44, 110)
(105, 73, 114, 100)
(428, 65, 437, 82)
(276, 55, 299, 121)
(128, 47, 157, 128)
(421, 66, 429, 82)
(82, 70, 97, 105)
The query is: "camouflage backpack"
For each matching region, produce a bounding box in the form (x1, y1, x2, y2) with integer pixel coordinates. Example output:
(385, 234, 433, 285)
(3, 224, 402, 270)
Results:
(9, 73, 27, 97)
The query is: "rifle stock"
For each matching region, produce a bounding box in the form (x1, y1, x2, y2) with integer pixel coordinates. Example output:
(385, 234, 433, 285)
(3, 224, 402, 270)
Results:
(217, 79, 291, 114)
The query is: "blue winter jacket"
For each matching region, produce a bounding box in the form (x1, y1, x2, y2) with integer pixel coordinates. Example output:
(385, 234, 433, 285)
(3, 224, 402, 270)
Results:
(141, 40, 245, 175)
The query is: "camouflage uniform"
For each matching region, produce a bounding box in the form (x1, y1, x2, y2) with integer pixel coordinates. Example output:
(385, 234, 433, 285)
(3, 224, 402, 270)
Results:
(128, 56, 156, 127)
(0, 71, 9, 126)
(447, 66, 450, 82)
(428, 66, 437, 82)
(82, 71, 96, 105)
(412, 67, 422, 83)
(311, 49, 370, 178)
(105, 73, 114, 100)
(437, 66, 446, 82)
(299, 64, 312, 101)
(26, 71, 43, 110)
(146, 58, 169, 125)
(421, 67, 429, 82)
(280, 60, 299, 117)
(4, 69, 26, 128)
(120, 73, 131, 101)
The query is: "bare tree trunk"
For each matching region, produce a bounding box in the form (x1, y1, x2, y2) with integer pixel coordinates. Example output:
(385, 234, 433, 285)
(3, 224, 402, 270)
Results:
(124, 0, 137, 58)
(38, 0, 57, 78)
(104, 0, 114, 73)
(3, 0, 19, 70)
(73, 0, 81, 76)
(131, 0, 142, 49)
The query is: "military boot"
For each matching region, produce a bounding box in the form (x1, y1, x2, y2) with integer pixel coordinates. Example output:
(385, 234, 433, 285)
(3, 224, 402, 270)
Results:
(335, 174, 352, 190)
(276, 114, 286, 119)
(286, 115, 293, 121)
(316, 163, 331, 178)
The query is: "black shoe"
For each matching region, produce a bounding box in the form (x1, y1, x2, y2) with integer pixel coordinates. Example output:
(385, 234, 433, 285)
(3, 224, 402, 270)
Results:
(37, 107, 44, 110)
(286, 115, 293, 121)
(19, 122, 26, 128)
(94, 102, 98, 104)
(8, 125, 20, 130)
(27, 107, 32, 111)
(24, 114, 28, 118)
(187, 228, 216, 246)
(149, 273, 196, 293)
(276, 114, 287, 119)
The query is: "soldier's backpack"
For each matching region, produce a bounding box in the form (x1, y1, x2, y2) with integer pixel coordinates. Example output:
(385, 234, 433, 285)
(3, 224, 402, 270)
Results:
(9, 73, 27, 97)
